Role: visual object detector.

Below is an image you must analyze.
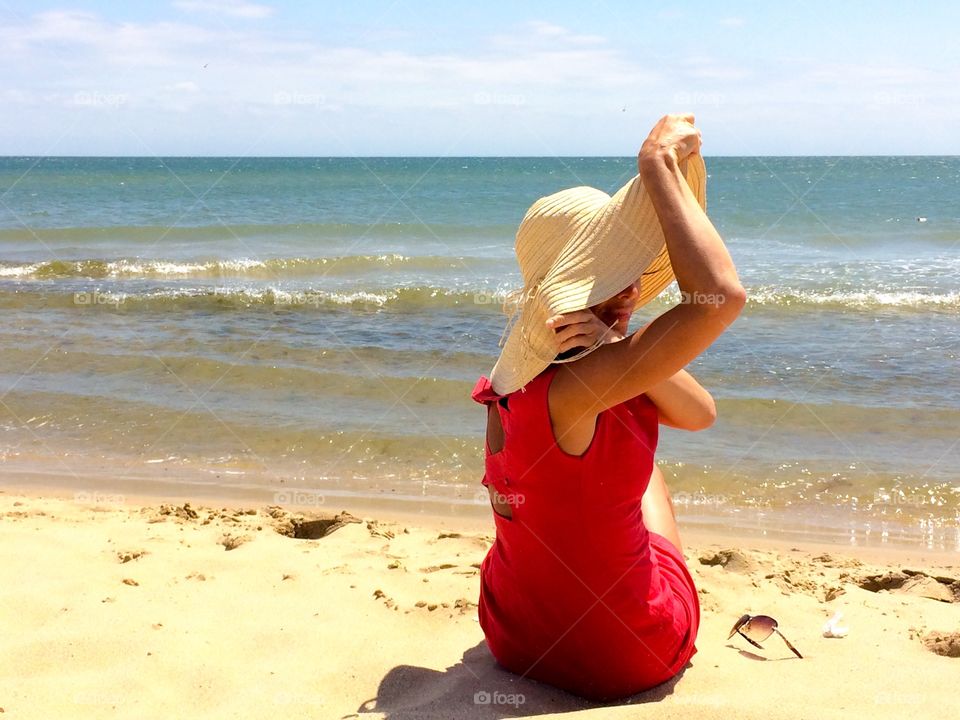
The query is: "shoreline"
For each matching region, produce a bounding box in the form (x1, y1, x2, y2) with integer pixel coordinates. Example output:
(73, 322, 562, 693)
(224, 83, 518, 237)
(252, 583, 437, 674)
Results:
(3, 466, 957, 557)
(3, 480, 956, 569)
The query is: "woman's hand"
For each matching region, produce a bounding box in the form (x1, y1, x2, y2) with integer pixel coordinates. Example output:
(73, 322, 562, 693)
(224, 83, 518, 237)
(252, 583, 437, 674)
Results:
(638, 113, 702, 171)
(545, 310, 623, 354)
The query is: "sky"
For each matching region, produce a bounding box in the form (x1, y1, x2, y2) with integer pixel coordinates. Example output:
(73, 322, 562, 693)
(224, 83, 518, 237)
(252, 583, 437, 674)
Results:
(0, 0, 957, 156)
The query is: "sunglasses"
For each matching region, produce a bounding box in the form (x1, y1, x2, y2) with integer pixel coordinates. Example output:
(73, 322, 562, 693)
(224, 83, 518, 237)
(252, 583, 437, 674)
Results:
(728, 614, 803, 659)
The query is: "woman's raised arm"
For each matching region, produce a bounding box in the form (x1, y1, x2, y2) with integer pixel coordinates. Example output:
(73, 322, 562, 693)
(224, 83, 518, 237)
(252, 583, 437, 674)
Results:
(551, 114, 745, 415)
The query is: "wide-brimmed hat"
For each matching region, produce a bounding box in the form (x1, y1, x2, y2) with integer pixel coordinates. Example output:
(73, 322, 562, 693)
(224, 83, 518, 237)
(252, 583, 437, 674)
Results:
(488, 154, 707, 396)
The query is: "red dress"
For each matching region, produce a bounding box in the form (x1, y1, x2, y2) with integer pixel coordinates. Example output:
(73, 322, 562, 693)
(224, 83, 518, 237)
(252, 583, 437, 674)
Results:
(471, 364, 700, 701)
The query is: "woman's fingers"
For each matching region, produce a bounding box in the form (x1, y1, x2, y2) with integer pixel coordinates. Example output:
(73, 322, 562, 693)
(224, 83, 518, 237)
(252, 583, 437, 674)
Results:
(553, 321, 596, 345)
(557, 330, 598, 352)
(545, 310, 594, 329)
(639, 113, 702, 166)
(550, 316, 618, 351)
(547, 310, 624, 352)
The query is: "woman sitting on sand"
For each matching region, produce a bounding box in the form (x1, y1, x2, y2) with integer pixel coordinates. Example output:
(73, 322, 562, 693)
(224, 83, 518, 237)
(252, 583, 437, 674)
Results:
(470, 114, 745, 701)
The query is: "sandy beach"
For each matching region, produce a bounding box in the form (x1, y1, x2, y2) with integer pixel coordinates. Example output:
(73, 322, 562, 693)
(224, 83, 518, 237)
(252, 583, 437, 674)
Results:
(1, 487, 957, 720)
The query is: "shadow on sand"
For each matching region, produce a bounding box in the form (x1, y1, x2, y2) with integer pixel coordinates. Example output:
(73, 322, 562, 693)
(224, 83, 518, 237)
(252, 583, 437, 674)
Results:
(353, 641, 689, 719)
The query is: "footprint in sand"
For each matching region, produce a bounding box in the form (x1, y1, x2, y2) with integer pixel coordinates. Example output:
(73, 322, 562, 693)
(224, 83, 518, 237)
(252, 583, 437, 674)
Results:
(281, 511, 363, 539)
(697, 548, 756, 574)
(373, 588, 398, 610)
(219, 533, 251, 551)
(117, 550, 147, 564)
(922, 631, 960, 657)
(856, 570, 959, 603)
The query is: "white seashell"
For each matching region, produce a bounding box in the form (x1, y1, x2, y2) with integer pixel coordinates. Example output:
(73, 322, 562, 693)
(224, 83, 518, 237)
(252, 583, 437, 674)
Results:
(822, 609, 849, 638)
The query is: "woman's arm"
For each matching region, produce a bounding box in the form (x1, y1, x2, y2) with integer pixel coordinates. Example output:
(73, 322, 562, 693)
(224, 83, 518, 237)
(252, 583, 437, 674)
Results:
(644, 368, 716, 431)
(551, 114, 745, 416)
(543, 312, 716, 429)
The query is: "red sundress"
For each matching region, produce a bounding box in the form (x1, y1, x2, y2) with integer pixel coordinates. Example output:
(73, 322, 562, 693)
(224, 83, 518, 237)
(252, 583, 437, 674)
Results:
(470, 363, 700, 701)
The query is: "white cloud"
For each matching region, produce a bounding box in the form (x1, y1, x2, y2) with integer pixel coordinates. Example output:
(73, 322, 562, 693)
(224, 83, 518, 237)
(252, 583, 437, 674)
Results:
(3, 10, 222, 66)
(529, 20, 567, 37)
(0, 9, 670, 154)
(719, 17, 745, 28)
(0, 9, 956, 154)
(173, 1, 274, 19)
(490, 20, 607, 49)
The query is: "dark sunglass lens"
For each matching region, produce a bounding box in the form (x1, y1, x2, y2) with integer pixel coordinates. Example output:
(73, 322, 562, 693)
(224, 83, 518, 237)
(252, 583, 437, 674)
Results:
(742, 615, 777, 642)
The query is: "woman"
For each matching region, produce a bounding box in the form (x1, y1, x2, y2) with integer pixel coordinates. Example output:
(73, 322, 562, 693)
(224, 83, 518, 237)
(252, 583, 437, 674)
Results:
(470, 114, 745, 701)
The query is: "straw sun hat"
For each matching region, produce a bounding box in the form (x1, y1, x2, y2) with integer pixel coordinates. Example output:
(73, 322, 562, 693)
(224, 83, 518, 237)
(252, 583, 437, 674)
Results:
(488, 154, 707, 396)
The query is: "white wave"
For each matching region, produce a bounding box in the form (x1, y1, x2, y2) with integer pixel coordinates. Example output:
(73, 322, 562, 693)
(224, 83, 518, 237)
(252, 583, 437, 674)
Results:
(0, 263, 41, 277)
(746, 287, 960, 308)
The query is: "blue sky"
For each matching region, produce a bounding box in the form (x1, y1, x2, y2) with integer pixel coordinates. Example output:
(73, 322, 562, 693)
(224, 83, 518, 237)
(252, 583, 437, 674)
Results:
(0, 0, 956, 155)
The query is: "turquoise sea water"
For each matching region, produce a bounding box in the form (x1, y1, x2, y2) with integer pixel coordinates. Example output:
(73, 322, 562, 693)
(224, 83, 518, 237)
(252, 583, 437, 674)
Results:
(0, 156, 958, 549)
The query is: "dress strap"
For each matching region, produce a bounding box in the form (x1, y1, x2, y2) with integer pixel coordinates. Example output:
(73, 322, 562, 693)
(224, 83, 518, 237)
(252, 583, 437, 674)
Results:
(471, 375, 504, 405)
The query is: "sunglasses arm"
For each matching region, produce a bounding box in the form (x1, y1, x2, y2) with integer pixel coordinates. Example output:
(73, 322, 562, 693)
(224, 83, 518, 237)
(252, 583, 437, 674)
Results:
(736, 629, 766, 650)
(773, 628, 804, 659)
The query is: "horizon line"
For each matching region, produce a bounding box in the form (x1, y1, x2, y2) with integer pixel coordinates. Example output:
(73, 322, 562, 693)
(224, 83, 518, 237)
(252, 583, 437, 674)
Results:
(0, 154, 957, 159)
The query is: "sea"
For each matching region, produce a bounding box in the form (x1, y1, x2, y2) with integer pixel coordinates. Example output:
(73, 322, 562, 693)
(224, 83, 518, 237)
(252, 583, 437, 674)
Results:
(1, 156, 957, 550)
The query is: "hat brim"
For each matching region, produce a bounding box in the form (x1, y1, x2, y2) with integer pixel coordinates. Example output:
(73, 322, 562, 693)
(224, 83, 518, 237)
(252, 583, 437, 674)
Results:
(489, 154, 707, 396)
